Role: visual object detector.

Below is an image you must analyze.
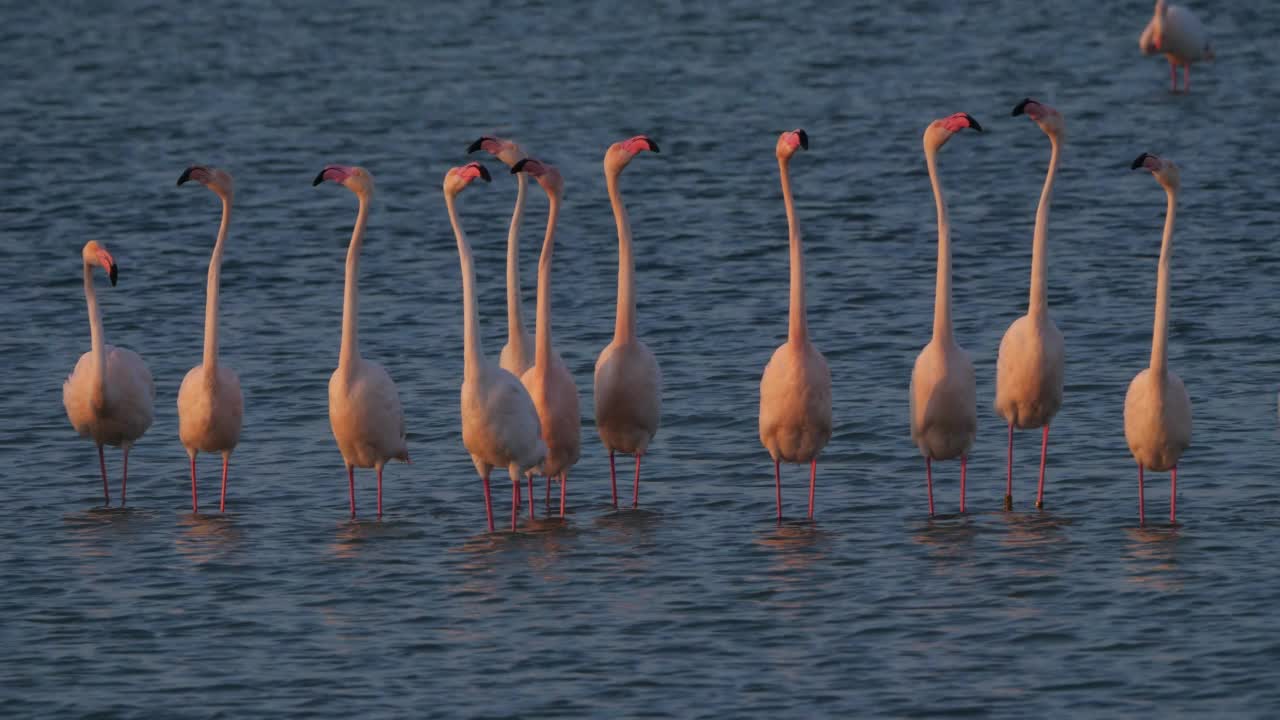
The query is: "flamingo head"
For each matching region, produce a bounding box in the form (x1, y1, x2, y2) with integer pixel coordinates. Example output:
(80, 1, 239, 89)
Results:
(1132, 152, 1180, 191)
(511, 158, 564, 199)
(313, 165, 375, 196)
(604, 135, 659, 175)
(776, 128, 809, 161)
(924, 112, 982, 152)
(1150, 1, 1169, 51)
(1012, 98, 1065, 138)
(466, 135, 528, 168)
(444, 161, 492, 197)
(81, 240, 118, 286)
(177, 165, 234, 199)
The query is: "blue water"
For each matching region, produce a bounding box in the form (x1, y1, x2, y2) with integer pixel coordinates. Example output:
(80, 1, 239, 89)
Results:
(2, 1, 1279, 716)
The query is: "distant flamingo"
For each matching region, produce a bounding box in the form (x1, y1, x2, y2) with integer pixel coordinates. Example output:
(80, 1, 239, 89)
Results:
(910, 113, 982, 516)
(1125, 153, 1192, 525)
(176, 166, 244, 514)
(596, 135, 662, 509)
(313, 165, 409, 518)
(758, 129, 832, 522)
(467, 136, 535, 376)
(1139, 1, 1214, 93)
(512, 158, 582, 518)
(994, 100, 1066, 511)
(445, 161, 546, 532)
(63, 240, 155, 506)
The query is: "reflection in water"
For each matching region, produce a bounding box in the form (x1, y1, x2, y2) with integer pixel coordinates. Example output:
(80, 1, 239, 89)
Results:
(64, 507, 149, 561)
(175, 512, 243, 565)
(912, 512, 980, 568)
(755, 521, 828, 575)
(998, 511, 1073, 550)
(1124, 525, 1184, 592)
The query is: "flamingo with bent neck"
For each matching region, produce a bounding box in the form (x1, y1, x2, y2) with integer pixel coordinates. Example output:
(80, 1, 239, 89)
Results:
(467, 135, 534, 377)
(909, 112, 982, 516)
(595, 135, 662, 509)
(1139, 0, 1214, 93)
(176, 165, 244, 513)
(1125, 153, 1192, 525)
(63, 240, 155, 506)
(313, 165, 409, 518)
(446, 161, 547, 532)
(512, 157, 582, 518)
(994, 99, 1066, 511)
(758, 129, 832, 521)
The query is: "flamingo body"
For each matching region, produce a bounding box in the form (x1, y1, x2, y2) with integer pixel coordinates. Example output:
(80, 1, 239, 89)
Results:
(994, 315, 1063, 430)
(65, 345, 155, 448)
(330, 359, 408, 468)
(909, 340, 976, 461)
(177, 364, 243, 453)
(1140, 2, 1213, 91)
(1124, 368, 1191, 472)
(760, 341, 831, 463)
(594, 340, 661, 455)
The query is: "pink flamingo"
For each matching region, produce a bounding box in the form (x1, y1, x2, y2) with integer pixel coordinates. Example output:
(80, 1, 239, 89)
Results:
(1139, 1, 1214, 92)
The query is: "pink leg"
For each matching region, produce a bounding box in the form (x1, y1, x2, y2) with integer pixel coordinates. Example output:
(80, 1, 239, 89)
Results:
(511, 479, 520, 532)
(1170, 466, 1177, 524)
(1137, 464, 1146, 526)
(807, 459, 817, 520)
(1004, 422, 1014, 511)
(190, 455, 199, 514)
(960, 455, 967, 513)
(121, 447, 129, 507)
(98, 445, 109, 506)
(347, 465, 355, 519)
(527, 475, 535, 520)
(546, 474, 552, 510)
(559, 473, 567, 518)
(926, 458, 935, 517)
(376, 465, 384, 518)
(219, 454, 229, 513)
(774, 459, 782, 523)
(1183, 65, 1190, 93)
(609, 452, 618, 509)
(632, 455, 641, 509)
(482, 472, 494, 533)
(1036, 426, 1049, 509)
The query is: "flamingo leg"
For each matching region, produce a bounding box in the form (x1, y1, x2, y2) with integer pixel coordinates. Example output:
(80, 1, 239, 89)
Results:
(546, 474, 551, 510)
(190, 454, 199, 514)
(960, 455, 967, 513)
(219, 454, 230, 513)
(1138, 464, 1146, 526)
(1036, 425, 1049, 510)
(1004, 422, 1014, 511)
(1170, 466, 1177, 524)
(376, 465, 384, 519)
(774, 459, 782, 523)
(347, 465, 355, 519)
(632, 455, 641, 509)
(121, 446, 129, 507)
(482, 471, 494, 533)
(609, 451, 618, 509)
(527, 474, 535, 521)
(926, 457, 935, 517)
(98, 445, 109, 506)
(511, 477, 520, 532)
(807, 459, 817, 520)
(559, 473, 567, 518)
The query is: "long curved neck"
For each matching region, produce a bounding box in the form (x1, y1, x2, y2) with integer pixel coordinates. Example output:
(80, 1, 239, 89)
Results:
(606, 169, 636, 344)
(447, 193, 484, 380)
(338, 193, 369, 376)
(84, 264, 107, 399)
(925, 147, 954, 344)
(1028, 136, 1060, 318)
(1150, 189, 1177, 376)
(203, 193, 231, 370)
(534, 193, 560, 369)
(507, 173, 529, 352)
(779, 155, 808, 345)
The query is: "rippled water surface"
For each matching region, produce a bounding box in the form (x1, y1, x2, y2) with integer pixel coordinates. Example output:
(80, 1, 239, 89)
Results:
(3, 1, 1280, 716)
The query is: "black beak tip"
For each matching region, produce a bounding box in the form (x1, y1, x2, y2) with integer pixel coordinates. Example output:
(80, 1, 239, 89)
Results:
(177, 167, 194, 186)
(466, 137, 487, 154)
(1131, 153, 1151, 170)
(1011, 98, 1032, 116)
(965, 114, 983, 133)
(109, 265, 118, 286)
(312, 170, 327, 187)
(478, 165, 492, 182)
(796, 129, 809, 150)
(511, 158, 528, 174)
(647, 139, 661, 154)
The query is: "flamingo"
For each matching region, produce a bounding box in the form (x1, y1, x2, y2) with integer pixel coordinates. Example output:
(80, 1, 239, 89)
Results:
(1125, 153, 1192, 525)
(176, 166, 245, 514)
(1139, 0, 1214, 93)
(445, 161, 546, 532)
(511, 157, 582, 519)
(758, 129, 832, 522)
(312, 165, 409, 518)
(63, 240, 155, 506)
(595, 135, 662, 509)
(994, 100, 1066, 512)
(467, 136, 535, 377)
(910, 112, 982, 516)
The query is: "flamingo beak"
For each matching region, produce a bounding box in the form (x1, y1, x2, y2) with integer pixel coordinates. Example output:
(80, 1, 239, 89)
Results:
(466, 137, 490, 154)
(1131, 152, 1155, 170)
(97, 250, 118, 286)
(796, 129, 809, 150)
(1011, 98, 1033, 116)
(963, 114, 983, 132)
(177, 167, 195, 186)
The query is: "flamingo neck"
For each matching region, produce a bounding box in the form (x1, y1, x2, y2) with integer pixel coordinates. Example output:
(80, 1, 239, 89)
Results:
(779, 155, 808, 346)
(338, 193, 369, 377)
(925, 147, 954, 344)
(534, 193, 560, 369)
(203, 193, 231, 371)
(1028, 136, 1060, 319)
(84, 263, 107, 402)
(606, 169, 636, 344)
(506, 172, 530, 358)
(1151, 189, 1177, 376)
(447, 192, 484, 380)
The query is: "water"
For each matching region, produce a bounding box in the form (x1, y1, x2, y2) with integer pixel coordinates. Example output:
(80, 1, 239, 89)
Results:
(2, 0, 1278, 716)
